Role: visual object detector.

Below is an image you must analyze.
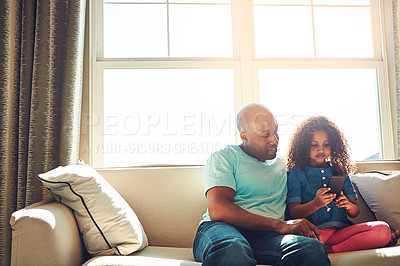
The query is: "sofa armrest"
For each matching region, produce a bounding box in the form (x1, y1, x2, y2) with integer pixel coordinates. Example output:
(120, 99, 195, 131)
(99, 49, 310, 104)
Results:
(10, 202, 87, 266)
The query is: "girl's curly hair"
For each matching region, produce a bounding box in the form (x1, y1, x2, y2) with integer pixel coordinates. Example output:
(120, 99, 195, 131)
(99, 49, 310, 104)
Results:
(287, 116, 354, 176)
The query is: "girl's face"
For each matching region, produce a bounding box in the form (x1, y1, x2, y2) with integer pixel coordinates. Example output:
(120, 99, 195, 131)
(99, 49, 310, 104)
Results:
(309, 130, 331, 168)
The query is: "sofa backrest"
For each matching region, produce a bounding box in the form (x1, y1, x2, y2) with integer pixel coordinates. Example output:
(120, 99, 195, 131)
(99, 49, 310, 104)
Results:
(96, 161, 400, 249)
(97, 166, 207, 248)
(353, 160, 400, 173)
(349, 160, 400, 224)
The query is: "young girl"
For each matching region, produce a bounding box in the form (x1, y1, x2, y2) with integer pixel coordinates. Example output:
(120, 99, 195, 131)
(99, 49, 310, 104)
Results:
(286, 116, 398, 253)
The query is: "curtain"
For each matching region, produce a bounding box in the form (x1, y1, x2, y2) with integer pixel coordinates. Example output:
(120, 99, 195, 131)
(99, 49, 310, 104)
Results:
(395, 0, 400, 158)
(0, 0, 86, 265)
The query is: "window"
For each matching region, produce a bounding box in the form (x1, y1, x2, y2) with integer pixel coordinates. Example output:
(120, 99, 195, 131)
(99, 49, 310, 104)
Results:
(88, 0, 395, 168)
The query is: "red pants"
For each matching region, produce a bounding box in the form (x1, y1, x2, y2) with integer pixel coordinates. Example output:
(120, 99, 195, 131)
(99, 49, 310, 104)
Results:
(319, 221, 391, 253)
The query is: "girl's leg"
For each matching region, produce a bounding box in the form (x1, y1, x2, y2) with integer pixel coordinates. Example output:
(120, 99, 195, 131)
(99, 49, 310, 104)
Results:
(319, 228, 337, 253)
(326, 221, 391, 253)
(388, 230, 400, 246)
(319, 228, 336, 244)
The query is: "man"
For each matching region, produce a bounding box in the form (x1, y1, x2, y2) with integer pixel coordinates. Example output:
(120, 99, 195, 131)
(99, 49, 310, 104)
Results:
(193, 103, 330, 266)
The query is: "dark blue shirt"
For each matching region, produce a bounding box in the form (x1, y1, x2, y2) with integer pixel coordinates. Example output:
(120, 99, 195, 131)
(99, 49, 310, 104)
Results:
(287, 165, 357, 229)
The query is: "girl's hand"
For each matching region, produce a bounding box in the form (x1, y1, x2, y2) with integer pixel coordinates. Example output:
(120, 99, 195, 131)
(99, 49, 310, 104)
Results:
(313, 187, 336, 208)
(334, 191, 352, 209)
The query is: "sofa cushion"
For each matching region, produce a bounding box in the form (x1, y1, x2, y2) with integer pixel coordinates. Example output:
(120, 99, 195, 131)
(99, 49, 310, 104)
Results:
(97, 167, 207, 248)
(82, 246, 201, 266)
(82, 246, 272, 266)
(351, 171, 400, 231)
(347, 183, 377, 225)
(328, 246, 400, 266)
(38, 162, 148, 256)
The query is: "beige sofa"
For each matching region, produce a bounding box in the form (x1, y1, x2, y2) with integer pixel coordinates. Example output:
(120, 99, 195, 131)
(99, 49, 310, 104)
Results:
(10, 161, 400, 266)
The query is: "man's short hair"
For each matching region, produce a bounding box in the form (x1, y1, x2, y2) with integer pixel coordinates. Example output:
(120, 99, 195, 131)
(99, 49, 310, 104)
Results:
(236, 111, 247, 133)
(236, 103, 269, 133)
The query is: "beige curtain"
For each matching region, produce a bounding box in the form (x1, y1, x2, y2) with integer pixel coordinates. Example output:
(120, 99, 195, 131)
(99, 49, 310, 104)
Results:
(395, 1, 400, 158)
(0, 0, 86, 265)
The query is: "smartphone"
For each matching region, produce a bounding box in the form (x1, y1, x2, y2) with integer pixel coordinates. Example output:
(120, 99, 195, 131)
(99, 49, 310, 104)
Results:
(327, 176, 345, 199)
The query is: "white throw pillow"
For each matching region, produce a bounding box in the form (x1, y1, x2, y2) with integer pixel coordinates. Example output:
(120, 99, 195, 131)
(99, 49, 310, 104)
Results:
(351, 171, 400, 231)
(38, 162, 148, 256)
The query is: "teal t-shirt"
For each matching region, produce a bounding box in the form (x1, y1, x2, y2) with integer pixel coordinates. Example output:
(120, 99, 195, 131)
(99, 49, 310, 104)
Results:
(202, 145, 287, 222)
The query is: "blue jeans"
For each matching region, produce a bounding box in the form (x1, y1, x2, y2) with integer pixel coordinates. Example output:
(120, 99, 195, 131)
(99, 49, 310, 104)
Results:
(193, 221, 331, 266)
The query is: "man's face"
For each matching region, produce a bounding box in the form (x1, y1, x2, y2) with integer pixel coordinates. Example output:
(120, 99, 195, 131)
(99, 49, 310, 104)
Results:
(242, 111, 279, 161)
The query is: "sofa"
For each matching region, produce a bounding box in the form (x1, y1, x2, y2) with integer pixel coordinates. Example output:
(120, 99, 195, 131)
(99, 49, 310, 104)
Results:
(9, 161, 400, 266)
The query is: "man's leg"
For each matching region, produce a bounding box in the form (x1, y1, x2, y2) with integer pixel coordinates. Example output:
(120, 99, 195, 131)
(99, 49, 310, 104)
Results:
(243, 230, 331, 266)
(193, 221, 257, 266)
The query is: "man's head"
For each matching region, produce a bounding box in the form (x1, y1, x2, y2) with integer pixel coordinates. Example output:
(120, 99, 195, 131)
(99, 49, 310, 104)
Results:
(237, 103, 279, 162)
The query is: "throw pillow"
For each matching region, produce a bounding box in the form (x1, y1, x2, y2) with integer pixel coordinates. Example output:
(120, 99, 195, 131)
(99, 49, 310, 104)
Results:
(351, 171, 400, 231)
(38, 162, 148, 256)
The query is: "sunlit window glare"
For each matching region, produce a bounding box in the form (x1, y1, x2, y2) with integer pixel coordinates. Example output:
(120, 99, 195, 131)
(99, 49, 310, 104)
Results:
(96, 0, 384, 167)
(103, 69, 236, 167)
(253, 1, 374, 58)
(259, 69, 380, 161)
(103, 1, 232, 58)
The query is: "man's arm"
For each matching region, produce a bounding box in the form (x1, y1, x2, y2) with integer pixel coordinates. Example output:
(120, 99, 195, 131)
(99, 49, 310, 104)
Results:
(207, 186, 322, 240)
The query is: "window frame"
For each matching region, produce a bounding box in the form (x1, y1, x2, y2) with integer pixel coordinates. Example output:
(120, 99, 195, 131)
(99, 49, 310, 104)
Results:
(84, 0, 396, 168)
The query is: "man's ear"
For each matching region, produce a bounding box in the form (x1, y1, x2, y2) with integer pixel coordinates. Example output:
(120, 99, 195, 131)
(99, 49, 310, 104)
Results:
(240, 132, 249, 143)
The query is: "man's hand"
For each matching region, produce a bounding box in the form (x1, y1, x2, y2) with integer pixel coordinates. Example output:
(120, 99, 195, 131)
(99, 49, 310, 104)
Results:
(280, 218, 322, 241)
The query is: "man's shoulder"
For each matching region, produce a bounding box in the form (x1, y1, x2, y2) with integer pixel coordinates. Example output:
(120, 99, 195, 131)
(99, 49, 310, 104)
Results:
(274, 155, 286, 164)
(204, 145, 240, 168)
(209, 145, 240, 159)
(268, 155, 287, 170)
(218, 144, 240, 153)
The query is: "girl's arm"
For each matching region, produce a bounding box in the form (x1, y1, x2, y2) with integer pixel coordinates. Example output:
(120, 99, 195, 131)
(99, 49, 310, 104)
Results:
(335, 191, 360, 218)
(289, 187, 336, 219)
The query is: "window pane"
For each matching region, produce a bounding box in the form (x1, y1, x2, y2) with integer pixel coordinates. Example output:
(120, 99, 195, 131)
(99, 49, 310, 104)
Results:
(254, 0, 311, 4)
(254, 0, 370, 5)
(103, 69, 236, 167)
(259, 69, 380, 161)
(313, 0, 370, 5)
(314, 7, 374, 58)
(169, 5, 232, 57)
(104, 4, 167, 58)
(170, 0, 230, 3)
(105, 0, 166, 3)
(254, 6, 314, 58)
